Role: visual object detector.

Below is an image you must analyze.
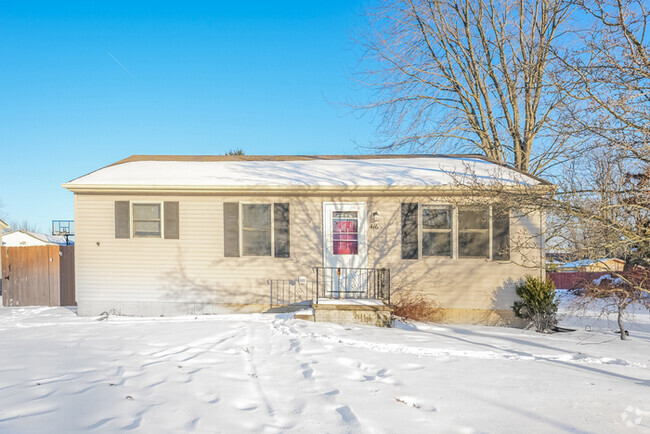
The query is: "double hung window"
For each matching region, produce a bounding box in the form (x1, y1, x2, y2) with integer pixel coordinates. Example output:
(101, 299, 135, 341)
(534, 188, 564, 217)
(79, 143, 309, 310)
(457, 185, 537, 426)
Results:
(242, 204, 272, 256)
(223, 202, 290, 258)
(458, 208, 489, 258)
(422, 206, 452, 257)
(133, 204, 162, 238)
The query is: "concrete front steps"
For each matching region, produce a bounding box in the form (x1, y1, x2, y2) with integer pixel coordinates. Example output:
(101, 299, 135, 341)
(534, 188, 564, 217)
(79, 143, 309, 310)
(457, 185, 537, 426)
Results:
(294, 299, 392, 327)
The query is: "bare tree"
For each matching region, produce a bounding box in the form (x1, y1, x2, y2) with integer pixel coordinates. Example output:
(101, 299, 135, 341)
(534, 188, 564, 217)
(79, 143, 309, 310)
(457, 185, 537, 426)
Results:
(358, 0, 574, 174)
(570, 269, 650, 340)
(555, 152, 638, 256)
(551, 0, 650, 284)
(552, 152, 649, 287)
(557, 0, 650, 164)
(6, 219, 41, 233)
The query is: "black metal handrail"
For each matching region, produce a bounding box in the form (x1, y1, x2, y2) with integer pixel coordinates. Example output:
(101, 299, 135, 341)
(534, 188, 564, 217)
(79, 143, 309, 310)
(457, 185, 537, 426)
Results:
(312, 267, 390, 305)
(268, 279, 317, 307)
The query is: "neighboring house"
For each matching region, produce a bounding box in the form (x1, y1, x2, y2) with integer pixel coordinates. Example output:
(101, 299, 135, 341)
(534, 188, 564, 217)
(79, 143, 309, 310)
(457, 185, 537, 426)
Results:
(545, 252, 574, 269)
(0, 219, 8, 243)
(554, 258, 626, 272)
(62, 154, 551, 325)
(2, 230, 74, 247)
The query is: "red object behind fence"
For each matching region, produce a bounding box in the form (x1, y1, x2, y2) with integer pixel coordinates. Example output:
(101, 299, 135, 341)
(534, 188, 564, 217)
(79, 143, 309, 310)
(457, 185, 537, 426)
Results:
(547, 272, 611, 290)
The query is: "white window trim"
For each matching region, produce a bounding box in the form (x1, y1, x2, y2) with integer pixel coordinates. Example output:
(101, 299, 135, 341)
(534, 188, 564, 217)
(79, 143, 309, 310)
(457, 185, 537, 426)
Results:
(130, 201, 164, 239)
(452, 206, 459, 260)
(489, 206, 494, 261)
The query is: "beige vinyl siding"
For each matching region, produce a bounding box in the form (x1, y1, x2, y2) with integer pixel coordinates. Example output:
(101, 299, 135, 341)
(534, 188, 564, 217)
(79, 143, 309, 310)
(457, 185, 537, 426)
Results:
(363, 198, 543, 311)
(74, 193, 543, 317)
(75, 194, 321, 312)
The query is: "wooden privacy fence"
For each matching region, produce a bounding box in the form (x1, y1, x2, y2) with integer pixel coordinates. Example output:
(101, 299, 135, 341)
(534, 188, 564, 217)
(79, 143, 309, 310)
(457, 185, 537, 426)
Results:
(1, 245, 75, 307)
(547, 271, 611, 290)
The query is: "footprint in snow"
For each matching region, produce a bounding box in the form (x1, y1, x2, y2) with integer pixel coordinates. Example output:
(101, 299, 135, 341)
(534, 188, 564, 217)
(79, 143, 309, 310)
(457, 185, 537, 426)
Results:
(377, 368, 391, 378)
(289, 339, 302, 353)
(300, 363, 314, 379)
(336, 405, 359, 425)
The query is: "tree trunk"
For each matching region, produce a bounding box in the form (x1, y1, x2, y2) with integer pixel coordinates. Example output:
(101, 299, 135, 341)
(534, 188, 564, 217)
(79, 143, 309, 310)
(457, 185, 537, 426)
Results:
(617, 308, 627, 340)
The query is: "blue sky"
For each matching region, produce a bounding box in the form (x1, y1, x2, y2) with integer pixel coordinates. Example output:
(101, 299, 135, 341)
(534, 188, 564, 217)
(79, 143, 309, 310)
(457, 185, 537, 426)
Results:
(0, 1, 375, 232)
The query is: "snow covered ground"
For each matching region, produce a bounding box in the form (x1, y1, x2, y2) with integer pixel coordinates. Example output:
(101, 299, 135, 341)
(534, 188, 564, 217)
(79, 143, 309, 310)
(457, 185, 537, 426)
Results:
(0, 303, 649, 433)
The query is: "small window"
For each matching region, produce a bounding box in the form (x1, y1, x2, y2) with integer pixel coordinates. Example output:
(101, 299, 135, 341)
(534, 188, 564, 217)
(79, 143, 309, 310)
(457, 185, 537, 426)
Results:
(133, 203, 161, 238)
(422, 206, 452, 257)
(242, 204, 272, 256)
(458, 208, 489, 258)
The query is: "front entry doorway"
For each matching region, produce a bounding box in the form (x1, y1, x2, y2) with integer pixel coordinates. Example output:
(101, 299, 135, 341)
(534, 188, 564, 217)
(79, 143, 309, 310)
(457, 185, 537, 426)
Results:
(322, 202, 368, 298)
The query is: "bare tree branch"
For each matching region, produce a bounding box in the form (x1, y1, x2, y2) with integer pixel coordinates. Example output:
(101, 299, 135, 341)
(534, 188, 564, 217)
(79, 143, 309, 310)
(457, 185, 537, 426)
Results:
(357, 0, 574, 175)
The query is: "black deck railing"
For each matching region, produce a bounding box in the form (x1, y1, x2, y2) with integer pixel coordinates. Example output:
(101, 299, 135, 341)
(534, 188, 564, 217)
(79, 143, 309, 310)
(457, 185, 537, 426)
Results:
(312, 267, 391, 305)
(268, 279, 317, 308)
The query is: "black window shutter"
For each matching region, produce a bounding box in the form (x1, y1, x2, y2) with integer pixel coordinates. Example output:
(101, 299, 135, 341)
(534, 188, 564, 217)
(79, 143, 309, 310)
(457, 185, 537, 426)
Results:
(401, 203, 419, 259)
(164, 202, 180, 239)
(274, 203, 290, 258)
(492, 209, 510, 260)
(223, 202, 240, 257)
(115, 201, 130, 239)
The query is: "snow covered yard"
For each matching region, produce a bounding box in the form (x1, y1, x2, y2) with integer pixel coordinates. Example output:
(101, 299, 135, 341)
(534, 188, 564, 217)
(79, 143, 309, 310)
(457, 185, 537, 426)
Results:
(0, 306, 649, 433)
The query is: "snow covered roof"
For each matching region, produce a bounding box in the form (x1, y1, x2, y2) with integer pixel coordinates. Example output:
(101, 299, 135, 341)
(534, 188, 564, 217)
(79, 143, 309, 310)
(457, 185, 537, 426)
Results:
(2, 230, 73, 247)
(558, 258, 625, 269)
(63, 154, 550, 193)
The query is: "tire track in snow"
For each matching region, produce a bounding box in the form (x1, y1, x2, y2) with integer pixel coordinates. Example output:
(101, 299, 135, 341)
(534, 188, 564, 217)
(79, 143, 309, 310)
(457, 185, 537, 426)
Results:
(272, 320, 646, 368)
